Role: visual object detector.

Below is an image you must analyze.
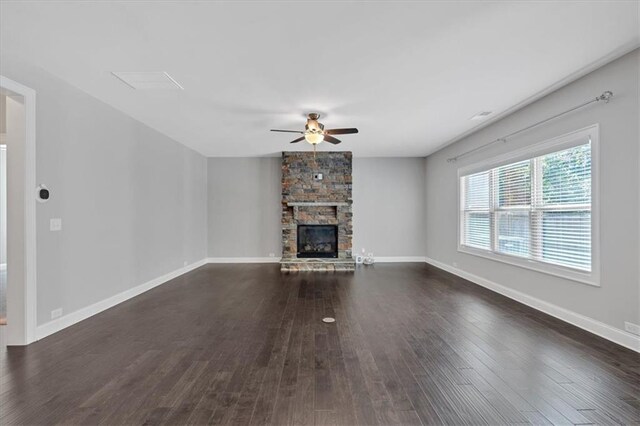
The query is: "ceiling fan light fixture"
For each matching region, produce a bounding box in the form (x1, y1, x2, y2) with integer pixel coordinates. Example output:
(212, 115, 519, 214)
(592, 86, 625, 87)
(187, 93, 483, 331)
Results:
(272, 112, 355, 147)
(304, 132, 324, 145)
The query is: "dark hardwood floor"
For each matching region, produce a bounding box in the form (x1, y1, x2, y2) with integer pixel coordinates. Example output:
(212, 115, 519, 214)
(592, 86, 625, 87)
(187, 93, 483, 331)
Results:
(1, 263, 639, 425)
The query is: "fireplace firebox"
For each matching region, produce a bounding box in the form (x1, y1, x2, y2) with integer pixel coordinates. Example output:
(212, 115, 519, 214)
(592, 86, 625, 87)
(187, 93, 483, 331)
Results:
(297, 225, 338, 258)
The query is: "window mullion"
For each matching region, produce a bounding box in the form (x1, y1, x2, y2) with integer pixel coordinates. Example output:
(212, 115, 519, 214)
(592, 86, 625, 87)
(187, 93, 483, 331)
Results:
(490, 168, 498, 253)
(531, 157, 543, 260)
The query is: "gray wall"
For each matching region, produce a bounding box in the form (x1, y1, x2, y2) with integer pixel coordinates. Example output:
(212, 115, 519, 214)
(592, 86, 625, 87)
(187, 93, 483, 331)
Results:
(207, 156, 427, 259)
(352, 158, 426, 257)
(0, 94, 5, 133)
(424, 49, 639, 332)
(1, 56, 208, 326)
(207, 157, 281, 258)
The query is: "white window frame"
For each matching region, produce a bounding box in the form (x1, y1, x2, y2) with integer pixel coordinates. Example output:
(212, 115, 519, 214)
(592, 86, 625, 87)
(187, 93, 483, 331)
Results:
(457, 124, 600, 287)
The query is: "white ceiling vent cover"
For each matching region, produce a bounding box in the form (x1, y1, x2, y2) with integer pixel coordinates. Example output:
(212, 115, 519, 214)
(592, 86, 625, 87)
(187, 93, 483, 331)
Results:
(470, 111, 492, 120)
(112, 71, 184, 90)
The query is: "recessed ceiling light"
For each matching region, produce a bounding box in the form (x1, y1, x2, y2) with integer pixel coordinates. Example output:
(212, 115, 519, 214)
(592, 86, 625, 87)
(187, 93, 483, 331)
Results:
(470, 111, 492, 120)
(111, 71, 184, 90)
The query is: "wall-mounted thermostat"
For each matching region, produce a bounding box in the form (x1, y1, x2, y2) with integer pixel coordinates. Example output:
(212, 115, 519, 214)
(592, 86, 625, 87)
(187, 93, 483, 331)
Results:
(36, 184, 50, 203)
(313, 173, 323, 181)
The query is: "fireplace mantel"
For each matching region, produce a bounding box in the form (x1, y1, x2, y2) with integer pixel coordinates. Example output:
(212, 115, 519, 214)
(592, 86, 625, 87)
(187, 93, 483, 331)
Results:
(287, 201, 347, 222)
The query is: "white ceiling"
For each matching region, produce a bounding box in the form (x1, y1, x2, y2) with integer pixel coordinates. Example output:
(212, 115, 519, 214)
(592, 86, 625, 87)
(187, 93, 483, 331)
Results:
(1, 1, 638, 157)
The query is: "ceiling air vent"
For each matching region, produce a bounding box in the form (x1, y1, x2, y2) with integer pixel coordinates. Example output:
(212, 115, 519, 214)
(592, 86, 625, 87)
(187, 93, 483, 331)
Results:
(111, 71, 184, 90)
(470, 111, 492, 120)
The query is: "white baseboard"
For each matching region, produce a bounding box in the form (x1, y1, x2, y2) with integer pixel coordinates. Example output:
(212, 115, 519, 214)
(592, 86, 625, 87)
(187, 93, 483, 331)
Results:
(205, 257, 426, 264)
(375, 256, 427, 263)
(206, 257, 281, 263)
(424, 257, 640, 353)
(207, 256, 426, 263)
(0, 263, 6, 272)
(35, 259, 207, 341)
(36, 255, 637, 352)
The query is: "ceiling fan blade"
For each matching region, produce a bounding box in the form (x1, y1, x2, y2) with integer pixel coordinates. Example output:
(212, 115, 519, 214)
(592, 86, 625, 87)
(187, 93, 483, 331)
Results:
(323, 135, 342, 144)
(325, 128, 358, 135)
(290, 136, 305, 144)
(271, 129, 304, 134)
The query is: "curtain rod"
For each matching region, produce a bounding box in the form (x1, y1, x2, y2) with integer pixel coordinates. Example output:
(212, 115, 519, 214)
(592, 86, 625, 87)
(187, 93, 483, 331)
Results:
(447, 91, 613, 163)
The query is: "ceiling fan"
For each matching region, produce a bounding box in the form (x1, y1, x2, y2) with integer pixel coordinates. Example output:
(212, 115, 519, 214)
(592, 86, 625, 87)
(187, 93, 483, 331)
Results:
(271, 113, 358, 146)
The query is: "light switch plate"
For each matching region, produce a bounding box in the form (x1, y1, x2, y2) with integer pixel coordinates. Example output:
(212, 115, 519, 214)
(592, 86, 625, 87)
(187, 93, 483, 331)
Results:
(50, 218, 62, 231)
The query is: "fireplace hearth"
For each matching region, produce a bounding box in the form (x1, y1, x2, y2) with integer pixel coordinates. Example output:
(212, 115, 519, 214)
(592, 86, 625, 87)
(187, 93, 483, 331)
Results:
(297, 225, 338, 258)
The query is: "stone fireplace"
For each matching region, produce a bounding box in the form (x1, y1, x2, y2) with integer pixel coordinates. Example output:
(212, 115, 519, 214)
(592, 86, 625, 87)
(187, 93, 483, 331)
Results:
(280, 151, 355, 271)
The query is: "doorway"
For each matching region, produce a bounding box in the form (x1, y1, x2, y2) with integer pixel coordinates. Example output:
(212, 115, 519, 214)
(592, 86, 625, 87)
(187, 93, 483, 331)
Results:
(0, 76, 37, 347)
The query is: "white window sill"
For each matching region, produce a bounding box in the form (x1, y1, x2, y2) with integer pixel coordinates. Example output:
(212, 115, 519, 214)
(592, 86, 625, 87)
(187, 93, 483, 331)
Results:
(457, 245, 600, 287)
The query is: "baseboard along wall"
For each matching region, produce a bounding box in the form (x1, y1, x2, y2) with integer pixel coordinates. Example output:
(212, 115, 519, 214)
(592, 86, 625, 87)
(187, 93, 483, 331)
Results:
(34, 255, 638, 353)
(205, 256, 427, 264)
(33, 256, 426, 340)
(206, 257, 281, 263)
(424, 257, 640, 353)
(35, 259, 207, 341)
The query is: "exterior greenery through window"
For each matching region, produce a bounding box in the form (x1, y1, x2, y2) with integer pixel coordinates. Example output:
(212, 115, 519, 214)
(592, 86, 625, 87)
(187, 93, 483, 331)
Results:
(460, 141, 592, 272)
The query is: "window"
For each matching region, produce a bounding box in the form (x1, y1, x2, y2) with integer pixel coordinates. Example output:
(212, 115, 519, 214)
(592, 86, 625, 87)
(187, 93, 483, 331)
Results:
(459, 126, 598, 285)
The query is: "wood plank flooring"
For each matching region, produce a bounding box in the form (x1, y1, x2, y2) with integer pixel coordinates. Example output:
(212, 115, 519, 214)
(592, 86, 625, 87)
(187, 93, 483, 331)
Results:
(1, 263, 638, 425)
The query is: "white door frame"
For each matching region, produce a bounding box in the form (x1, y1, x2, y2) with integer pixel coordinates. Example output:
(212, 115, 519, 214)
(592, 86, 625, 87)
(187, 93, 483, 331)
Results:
(1, 75, 37, 345)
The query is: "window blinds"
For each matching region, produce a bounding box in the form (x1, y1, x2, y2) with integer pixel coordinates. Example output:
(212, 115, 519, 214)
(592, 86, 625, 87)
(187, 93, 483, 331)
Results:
(460, 142, 592, 272)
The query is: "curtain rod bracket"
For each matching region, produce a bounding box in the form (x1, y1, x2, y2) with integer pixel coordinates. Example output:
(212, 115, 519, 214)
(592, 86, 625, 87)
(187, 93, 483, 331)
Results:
(598, 91, 613, 103)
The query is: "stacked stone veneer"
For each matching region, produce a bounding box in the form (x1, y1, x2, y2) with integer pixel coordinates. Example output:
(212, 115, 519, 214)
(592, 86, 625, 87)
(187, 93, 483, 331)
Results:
(281, 151, 355, 271)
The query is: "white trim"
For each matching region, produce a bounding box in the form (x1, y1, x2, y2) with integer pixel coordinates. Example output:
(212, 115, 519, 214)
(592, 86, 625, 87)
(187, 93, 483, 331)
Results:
(426, 41, 639, 156)
(424, 257, 640, 353)
(205, 257, 427, 264)
(35, 259, 207, 341)
(1, 75, 37, 345)
(0, 263, 6, 271)
(458, 245, 597, 286)
(374, 256, 427, 263)
(457, 124, 600, 287)
(206, 257, 281, 263)
(33, 254, 391, 341)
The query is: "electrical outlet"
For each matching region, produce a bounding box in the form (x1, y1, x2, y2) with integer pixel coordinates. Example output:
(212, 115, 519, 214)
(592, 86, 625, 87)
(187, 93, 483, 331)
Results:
(269, 253, 275, 257)
(452, 262, 458, 267)
(51, 308, 63, 319)
(624, 321, 640, 336)
(50, 218, 62, 231)
(183, 260, 188, 267)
